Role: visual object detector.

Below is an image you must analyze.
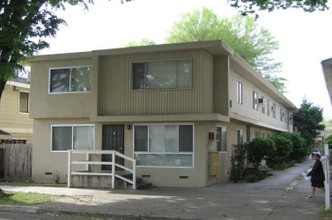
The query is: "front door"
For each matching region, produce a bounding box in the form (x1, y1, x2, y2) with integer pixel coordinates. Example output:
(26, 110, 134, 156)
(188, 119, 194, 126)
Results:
(102, 125, 124, 170)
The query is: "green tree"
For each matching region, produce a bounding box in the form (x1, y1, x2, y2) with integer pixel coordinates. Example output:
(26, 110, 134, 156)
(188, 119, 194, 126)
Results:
(0, 0, 131, 101)
(325, 134, 332, 148)
(228, 0, 329, 15)
(126, 39, 156, 47)
(165, 8, 286, 92)
(282, 132, 307, 161)
(267, 135, 292, 166)
(293, 99, 325, 149)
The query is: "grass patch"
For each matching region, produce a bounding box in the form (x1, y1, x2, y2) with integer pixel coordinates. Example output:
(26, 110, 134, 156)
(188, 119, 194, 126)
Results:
(2, 178, 34, 185)
(0, 191, 59, 206)
(272, 162, 295, 170)
(320, 209, 332, 219)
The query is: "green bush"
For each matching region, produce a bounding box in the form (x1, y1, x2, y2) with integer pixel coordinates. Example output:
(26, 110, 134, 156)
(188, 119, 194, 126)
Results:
(272, 161, 294, 170)
(230, 143, 248, 182)
(248, 137, 276, 168)
(325, 134, 332, 149)
(245, 169, 266, 183)
(266, 134, 292, 167)
(283, 132, 307, 161)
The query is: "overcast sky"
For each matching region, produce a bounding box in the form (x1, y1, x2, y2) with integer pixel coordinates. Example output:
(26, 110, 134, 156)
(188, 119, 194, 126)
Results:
(39, 0, 332, 119)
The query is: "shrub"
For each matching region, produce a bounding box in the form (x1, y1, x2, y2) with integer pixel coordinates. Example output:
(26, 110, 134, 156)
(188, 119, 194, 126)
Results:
(283, 132, 306, 161)
(245, 169, 266, 183)
(247, 137, 276, 168)
(266, 134, 292, 167)
(325, 134, 332, 149)
(230, 143, 248, 182)
(272, 161, 294, 170)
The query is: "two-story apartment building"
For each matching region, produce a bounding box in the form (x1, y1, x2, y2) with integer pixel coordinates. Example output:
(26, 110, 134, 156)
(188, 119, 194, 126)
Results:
(0, 79, 32, 145)
(30, 41, 297, 187)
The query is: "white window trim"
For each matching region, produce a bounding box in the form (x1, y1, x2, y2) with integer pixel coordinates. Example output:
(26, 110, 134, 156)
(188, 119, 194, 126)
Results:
(18, 91, 29, 114)
(133, 123, 195, 168)
(237, 129, 244, 145)
(48, 65, 92, 94)
(237, 81, 243, 104)
(272, 103, 277, 118)
(50, 124, 95, 152)
(217, 125, 228, 153)
(253, 91, 258, 110)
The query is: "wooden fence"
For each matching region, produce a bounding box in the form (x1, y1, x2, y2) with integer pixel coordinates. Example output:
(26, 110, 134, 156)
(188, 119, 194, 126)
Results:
(1, 144, 32, 180)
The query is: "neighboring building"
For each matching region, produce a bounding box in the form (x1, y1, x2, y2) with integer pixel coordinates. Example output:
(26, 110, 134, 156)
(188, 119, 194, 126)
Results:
(322, 58, 332, 107)
(322, 58, 332, 149)
(30, 41, 297, 187)
(0, 79, 32, 145)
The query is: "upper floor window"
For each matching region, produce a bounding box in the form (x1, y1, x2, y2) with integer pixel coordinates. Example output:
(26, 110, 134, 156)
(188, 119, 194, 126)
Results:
(267, 99, 270, 116)
(132, 60, 191, 90)
(49, 66, 92, 93)
(280, 108, 284, 121)
(236, 81, 243, 104)
(51, 124, 95, 151)
(272, 103, 277, 118)
(253, 91, 258, 110)
(260, 97, 265, 114)
(288, 113, 293, 124)
(19, 92, 29, 113)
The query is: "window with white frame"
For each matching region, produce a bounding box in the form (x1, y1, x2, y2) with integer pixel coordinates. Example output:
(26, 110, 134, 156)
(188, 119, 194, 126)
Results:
(216, 126, 227, 152)
(260, 96, 265, 114)
(134, 124, 193, 167)
(267, 99, 270, 116)
(132, 60, 191, 90)
(272, 103, 277, 118)
(288, 112, 293, 124)
(236, 81, 243, 104)
(237, 129, 243, 145)
(19, 92, 29, 113)
(253, 91, 258, 110)
(280, 108, 284, 121)
(49, 66, 92, 93)
(51, 125, 95, 151)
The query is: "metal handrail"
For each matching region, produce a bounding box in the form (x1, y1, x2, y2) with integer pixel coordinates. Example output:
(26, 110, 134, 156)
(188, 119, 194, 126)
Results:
(67, 150, 137, 189)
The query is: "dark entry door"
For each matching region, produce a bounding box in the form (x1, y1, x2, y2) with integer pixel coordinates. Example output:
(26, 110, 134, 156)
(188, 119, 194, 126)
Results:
(102, 125, 124, 170)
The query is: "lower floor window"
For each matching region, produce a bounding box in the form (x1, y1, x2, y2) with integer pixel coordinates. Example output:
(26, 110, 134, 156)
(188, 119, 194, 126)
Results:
(216, 126, 227, 152)
(52, 125, 95, 151)
(134, 124, 193, 167)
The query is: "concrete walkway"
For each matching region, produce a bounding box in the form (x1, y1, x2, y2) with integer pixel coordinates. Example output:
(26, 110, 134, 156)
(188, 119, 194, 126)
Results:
(0, 159, 328, 220)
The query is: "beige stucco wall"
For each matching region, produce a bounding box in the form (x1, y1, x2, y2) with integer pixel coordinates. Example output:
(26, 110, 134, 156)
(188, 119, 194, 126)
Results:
(30, 56, 92, 119)
(32, 120, 218, 187)
(31, 119, 91, 183)
(229, 69, 293, 132)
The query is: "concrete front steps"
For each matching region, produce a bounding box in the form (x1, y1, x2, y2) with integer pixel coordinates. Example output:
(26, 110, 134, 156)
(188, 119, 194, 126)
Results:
(71, 171, 153, 190)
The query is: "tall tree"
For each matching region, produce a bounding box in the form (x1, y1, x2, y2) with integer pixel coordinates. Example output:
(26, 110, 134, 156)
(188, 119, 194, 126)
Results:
(228, 0, 329, 15)
(126, 39, 156, 47)
(0, 0, 131, 101)
(293, 99, 325, 149)
(165, 8, 286, 92)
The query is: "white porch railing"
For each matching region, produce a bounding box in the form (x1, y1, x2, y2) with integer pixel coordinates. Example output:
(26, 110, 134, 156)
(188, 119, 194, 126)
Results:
(67, 150, 137, 189)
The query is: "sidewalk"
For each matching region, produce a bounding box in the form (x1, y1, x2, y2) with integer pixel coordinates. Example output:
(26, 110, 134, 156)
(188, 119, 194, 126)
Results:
(0, 159, 327, 220)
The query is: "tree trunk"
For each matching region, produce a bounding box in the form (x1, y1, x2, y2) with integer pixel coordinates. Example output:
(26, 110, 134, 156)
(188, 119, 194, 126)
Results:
(0, 80, 6, 102)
